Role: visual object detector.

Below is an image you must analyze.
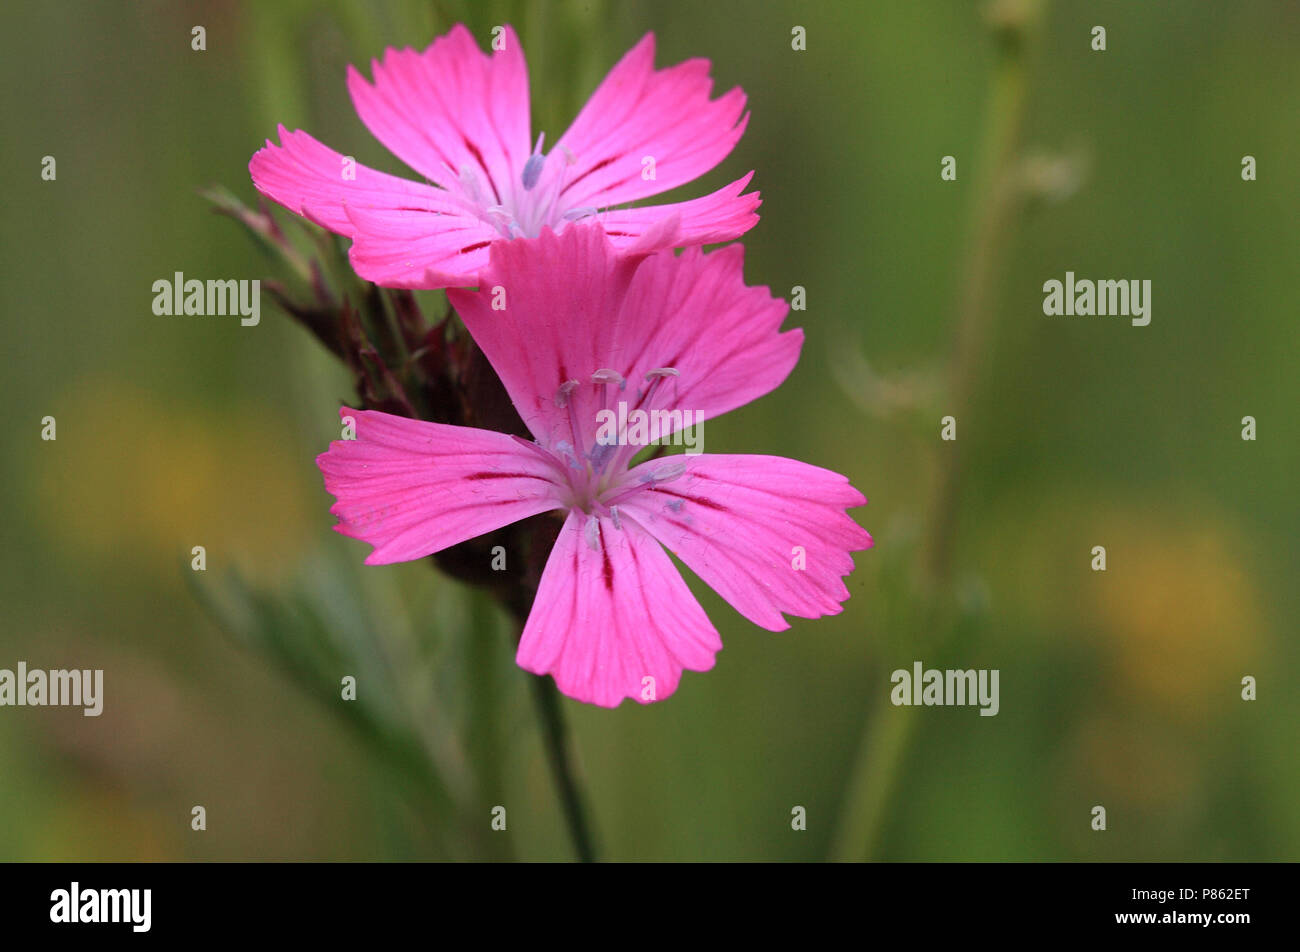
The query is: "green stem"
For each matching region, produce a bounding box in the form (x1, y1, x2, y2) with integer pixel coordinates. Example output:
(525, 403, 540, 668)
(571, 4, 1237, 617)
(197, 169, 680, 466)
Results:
(920, 4, 1040, 589)
(832, 693, 916, 861)
(833, 0, 1045, 862)
(529, 675, 598, 862)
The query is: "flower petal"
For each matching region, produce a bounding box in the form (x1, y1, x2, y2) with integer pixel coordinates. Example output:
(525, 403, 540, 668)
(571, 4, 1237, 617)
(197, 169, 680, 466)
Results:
(446, 223, 643, 446)
(342, 203, 499, 289)
(347, 24, 530, 200)
(249, 125, 458, 235)
(606, 239, 801, 430)
(317, 407, 565, 564)
(597, 172, 761, 252)
(447, 224, 800, 449)
(517, 510, 722, 707)
(619, 454, 872, 631)
(249, 126, 497, 287)
(555, 33, 750, 209)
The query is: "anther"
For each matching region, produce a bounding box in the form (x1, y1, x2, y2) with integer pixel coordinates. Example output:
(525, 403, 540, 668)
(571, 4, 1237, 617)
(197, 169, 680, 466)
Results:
(588, 440, 617, 471)
(521, 155, 545, 191)
(553, 440, 582, 472)
(554, 379, 580, 408)
(458, 166, 485, 205)
(521, 133, 547, 191)
(639, 461, 686, 484)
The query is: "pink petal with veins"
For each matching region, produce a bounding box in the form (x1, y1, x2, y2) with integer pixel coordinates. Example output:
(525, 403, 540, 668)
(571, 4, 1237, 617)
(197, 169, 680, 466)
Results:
(317, 408, 564, 564)
(517, 510, 722, 707)
(620, 454, 873, 630)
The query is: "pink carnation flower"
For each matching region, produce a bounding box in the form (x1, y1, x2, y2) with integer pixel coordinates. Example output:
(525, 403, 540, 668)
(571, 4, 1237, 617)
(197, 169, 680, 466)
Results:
(317, 224, 871, 706)
(249, 24, 759, 289)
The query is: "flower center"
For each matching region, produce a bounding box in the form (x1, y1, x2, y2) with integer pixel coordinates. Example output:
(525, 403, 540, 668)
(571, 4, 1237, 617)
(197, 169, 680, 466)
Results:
(539, 367, 686, 519)
(451, 133, 600, 239)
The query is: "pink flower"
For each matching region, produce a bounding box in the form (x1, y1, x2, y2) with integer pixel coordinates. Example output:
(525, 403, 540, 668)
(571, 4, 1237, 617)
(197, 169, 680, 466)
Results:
(317, 224, 871, 706)
(249, 24, 759, 290)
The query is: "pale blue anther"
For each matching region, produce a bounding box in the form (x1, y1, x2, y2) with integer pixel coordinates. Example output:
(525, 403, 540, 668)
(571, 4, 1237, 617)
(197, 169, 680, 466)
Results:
(554, 440, 583, 472)
(587, 440, 618, 472)
(639, 461, 686, 484)
(522, 132, 547, 191)
(522, 153, 545, 191)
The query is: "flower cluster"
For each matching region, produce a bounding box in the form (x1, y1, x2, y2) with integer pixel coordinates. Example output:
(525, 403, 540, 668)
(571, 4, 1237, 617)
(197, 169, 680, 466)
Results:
(249, 24, 872, 706)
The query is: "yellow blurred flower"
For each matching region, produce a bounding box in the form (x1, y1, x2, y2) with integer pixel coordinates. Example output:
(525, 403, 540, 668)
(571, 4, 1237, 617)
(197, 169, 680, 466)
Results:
(1089, 511, 1263, 723)
(30, 378, 315, 584)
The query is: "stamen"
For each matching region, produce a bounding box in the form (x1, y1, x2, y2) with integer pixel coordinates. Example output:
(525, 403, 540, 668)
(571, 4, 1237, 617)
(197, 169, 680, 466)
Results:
(508, 434, 570, 483)
(554, 379, 580, 408)
(635, 366, 681, 418)
(553, 440, 583, 472)
(597, 458, 688, 510)
(595, 364, 687, 478)
(588, 440, 617, 472)
(522, 133, 547, 191)
(458, 166, 486, 206)
(590, 368, 625, 388)
(484, 205, 522, 240)
(556, 379, 591, 463)
(521, 155, 545, 191)
(610, 505, 623, 530)
(531, 145, 580, 234)
(639, 461, 686, 484)
(583, 515, 600, 551)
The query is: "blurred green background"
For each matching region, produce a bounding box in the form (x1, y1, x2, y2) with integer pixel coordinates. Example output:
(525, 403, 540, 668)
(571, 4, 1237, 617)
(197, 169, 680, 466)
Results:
(2, 0, 1296, 861)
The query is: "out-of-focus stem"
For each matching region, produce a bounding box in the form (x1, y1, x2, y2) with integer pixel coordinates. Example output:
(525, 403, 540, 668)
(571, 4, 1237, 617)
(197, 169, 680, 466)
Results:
(920, 0, 1042, 589)
(833, 0, 1045, 863)
(529, 675, 598, 862)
